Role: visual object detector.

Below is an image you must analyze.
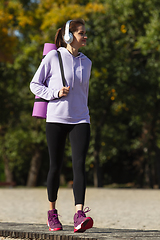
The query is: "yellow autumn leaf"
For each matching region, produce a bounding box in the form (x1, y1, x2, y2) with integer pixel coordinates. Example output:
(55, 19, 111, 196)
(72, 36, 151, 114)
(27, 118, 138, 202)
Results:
(121, 24, 127, 33)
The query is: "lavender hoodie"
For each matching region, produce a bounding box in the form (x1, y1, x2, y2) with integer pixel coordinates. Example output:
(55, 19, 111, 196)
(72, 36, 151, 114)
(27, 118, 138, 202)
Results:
(30, 47, 92, 124)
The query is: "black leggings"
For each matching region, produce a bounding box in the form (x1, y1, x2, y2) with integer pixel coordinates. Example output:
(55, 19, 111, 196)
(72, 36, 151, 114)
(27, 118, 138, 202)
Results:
(46, 122, 90, 205)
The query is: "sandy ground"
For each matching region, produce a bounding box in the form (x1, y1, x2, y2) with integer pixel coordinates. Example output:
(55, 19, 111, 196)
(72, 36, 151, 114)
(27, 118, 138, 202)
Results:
(0, 188, 160, 231)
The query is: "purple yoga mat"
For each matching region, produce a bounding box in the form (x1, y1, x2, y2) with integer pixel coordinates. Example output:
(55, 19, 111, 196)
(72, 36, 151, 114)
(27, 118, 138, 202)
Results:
(32, 43, 57, 119)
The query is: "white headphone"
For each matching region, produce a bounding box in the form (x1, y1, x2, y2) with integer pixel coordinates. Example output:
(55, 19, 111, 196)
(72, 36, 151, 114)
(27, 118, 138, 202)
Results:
(63, 20, 73, 44)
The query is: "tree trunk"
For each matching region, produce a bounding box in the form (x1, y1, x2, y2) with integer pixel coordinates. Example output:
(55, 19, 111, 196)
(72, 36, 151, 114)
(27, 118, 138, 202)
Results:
(155, 146, 160, 188)
(93, 126, 103, 187)
(93, 153, 102, 187)
(27, 147, 42, 187)
(3, 154, 14, 182)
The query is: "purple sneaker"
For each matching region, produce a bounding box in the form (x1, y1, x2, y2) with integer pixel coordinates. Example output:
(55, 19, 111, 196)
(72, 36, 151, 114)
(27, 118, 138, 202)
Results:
(47, 209, 62, 231)
(74, 207, 93, 233)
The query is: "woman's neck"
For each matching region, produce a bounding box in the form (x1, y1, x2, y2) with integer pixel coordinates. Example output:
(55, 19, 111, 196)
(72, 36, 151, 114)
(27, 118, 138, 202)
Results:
(66, 45, 79, 57)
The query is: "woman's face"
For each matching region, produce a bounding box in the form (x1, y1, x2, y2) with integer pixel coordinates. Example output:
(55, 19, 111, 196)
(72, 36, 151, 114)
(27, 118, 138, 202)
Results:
(72, 24, 87, 49)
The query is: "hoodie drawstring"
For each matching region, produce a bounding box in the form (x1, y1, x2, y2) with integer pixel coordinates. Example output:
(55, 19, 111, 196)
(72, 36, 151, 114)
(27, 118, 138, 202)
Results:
(72, 56, 74, 89)
(79, 58, 82, 85)
(71, 56, 82, 89)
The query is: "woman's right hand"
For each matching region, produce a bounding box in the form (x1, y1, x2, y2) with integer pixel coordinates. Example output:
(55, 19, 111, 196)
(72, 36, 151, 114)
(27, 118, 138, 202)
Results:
(58, 86, 70, 98)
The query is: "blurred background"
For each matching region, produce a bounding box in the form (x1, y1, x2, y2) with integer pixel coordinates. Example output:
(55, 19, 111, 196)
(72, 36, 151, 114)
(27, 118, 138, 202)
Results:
(1, 0, 160, 189)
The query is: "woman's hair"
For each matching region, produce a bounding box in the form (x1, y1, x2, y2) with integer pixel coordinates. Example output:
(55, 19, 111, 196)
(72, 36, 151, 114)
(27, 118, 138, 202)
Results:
(55, 19, 85, 48)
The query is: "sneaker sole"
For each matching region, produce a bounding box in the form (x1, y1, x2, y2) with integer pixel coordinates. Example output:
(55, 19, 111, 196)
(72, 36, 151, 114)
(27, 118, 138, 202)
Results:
(49, 227, 62, 231)
(74, 217, 93, 233)
(47, 221, 63, 231)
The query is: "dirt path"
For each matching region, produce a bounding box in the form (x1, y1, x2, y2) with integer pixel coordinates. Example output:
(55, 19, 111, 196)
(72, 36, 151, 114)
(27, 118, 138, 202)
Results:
(0, 188, 160, 230)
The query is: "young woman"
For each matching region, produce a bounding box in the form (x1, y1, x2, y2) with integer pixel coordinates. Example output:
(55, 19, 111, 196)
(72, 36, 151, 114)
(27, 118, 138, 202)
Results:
(30, 19, 93, 233)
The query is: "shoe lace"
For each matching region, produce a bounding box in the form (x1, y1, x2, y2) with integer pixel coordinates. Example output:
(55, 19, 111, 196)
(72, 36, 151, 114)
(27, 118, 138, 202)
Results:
(78, 207, 91, 217)
(49, 213, 61, 224)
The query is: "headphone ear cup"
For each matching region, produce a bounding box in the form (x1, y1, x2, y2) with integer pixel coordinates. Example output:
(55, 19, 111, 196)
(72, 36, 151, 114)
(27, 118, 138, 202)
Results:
(64, 32, 73, 44)
(63, 20, 73, 44)
(68, 32, 73, 44)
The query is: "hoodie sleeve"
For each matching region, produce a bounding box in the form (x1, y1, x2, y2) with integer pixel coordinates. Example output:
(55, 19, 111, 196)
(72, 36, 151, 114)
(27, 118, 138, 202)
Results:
(30, 52, 59, 100)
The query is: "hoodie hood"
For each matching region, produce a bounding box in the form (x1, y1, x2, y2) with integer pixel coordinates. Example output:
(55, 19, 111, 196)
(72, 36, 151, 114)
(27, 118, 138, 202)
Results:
(58, 47, 87, 89)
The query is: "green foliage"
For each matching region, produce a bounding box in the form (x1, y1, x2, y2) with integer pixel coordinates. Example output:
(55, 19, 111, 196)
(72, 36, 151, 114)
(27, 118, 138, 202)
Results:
(1, 0, 160, 187)
(82, 0, 160, 186)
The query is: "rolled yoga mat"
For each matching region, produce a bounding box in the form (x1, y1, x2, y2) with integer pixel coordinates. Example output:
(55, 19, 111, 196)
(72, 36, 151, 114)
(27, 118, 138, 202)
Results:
(32, 43, 57, 119)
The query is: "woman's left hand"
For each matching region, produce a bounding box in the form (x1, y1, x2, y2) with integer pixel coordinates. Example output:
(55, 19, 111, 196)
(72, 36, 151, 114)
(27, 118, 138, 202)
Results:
(58, 86, 70, 98)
